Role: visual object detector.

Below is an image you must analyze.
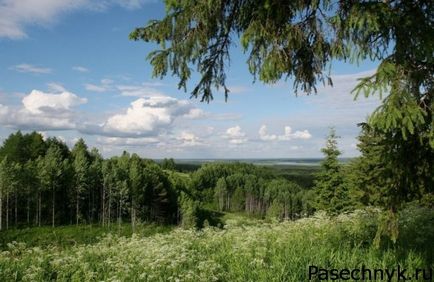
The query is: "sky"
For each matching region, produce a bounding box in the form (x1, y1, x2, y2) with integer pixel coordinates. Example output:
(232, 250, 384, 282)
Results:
(0, 0, 383, 159)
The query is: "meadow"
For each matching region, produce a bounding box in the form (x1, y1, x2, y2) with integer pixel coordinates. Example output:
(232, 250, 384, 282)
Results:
(1, 205, 432, 281)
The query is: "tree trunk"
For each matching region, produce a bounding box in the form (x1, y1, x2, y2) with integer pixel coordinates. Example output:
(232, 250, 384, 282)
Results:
(117, 199, 121, 233)
(38, 192, 41, 227)
(108, 186, 111, 228)
(52, 186, 55, 228)
(131, 199, 135, 233)
(0, 189, 2, 231)
(27, 197, 30, 225)
(76, 189, 79, 226)
(14, 191, 17, 226)
(102, 185, 105, 226)
(6, 191, 9, 230)
(90, 187, 94, 224)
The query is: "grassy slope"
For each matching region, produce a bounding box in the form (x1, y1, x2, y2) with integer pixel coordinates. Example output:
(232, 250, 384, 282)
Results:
(0, 207, 433, 281)
(0, 223, 173, 250)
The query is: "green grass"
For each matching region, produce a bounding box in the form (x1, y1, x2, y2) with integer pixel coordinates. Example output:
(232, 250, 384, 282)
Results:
(0, 207, 433, 281)
(0, 223, 173, 250)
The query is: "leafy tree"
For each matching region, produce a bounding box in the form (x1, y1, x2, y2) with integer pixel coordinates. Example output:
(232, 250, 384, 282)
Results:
(89, 148, 104, 224)
(129, 154, 143, 231)
(0, 157, 11, 230)
(314, 128, 350, 214)
(71, 139, 91, 225)
(23, 160, 39, 225)
(243, 174, 259, 215)
(0, 131, 26, 163)
(265, 179, 301, 220)
(161, 158, 176, 170)
(214, 177, 227, 211)
(101, 160, 115, 226)
(38, 143, 67, 227)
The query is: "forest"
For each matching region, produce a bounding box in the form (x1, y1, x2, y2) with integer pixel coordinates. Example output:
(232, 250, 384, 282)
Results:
(0, 129, 433, 281)
(1, 0, 433, 281)
(0, 129, 432, 233)
(0, 130, 318, 230)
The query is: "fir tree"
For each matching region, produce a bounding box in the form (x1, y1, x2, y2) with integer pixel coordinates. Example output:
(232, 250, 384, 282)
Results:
(314, 128, 349, 214)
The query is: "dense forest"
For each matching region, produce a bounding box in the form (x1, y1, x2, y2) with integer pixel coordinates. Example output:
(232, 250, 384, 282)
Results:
(0, 129, 432, 234)
(0, 131, 316, 230)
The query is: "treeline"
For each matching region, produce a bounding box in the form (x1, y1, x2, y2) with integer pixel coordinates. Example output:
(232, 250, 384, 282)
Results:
(1, 127, 432, 231)
(0, 131, 196, 230)
(192, 163, 315, 219)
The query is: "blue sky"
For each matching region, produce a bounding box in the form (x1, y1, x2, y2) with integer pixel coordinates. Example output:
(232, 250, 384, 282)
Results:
(0, 0, 382, 158)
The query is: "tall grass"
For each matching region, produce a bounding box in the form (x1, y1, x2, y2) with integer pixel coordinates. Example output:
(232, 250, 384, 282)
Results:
(0, 207, 432, 281)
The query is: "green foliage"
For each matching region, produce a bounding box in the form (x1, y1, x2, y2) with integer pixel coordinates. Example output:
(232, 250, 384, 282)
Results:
(161, 158, 176, 170)
(0, 207, 432, 281)
(131, 1, 434, 231)
(130, 0, 342, 101)
(0, 223, 172, 250)
(0, 132, 194, 230)
(347, 123, 434, 241)
(314, 128, 350, 214)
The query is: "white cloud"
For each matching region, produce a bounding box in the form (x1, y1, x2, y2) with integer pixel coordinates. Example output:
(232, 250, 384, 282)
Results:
(258, 125, 277, 141)
(72, 66, 89, 72)
(117, 84, 165, 97)
(224, 125, 247, 144)
(0, 89, 87, 130)
(11, 64, 52, 74)
(85, 84, 108, 92)
(115, 0, 152, 10)
(96, 136, 159, 146)
(0, 0, 154, 39)
(183, 108, 206, 119)
(259, 125, 312, 141)
(23, 90, 87, 114)
(0, 104, 9, 116)
(94, 96, 200, 137)
(84, 79, 113, 92)
(176, 131, 202, 147)
(304, 69, 382, 127)
(47, 82, 67, 93)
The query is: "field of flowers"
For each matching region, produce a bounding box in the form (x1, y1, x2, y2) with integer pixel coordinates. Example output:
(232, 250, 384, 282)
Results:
(1, 207, 433, 281)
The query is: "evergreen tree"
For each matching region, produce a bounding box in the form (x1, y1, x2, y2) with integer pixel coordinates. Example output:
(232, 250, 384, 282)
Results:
(131, 1, 434, 226)
(314, 128, 349, 214)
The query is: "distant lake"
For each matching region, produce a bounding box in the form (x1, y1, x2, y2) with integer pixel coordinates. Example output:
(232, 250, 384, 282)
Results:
(159, 158, 353, 166)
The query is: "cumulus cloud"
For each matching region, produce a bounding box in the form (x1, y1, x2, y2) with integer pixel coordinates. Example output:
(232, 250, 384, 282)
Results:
(176, 131, 202, 147)
(23, 90, 87, 114)
(11, 64, 52, 74)
(89, 96, 202, 137)
(0, 0, 154, 39)
(0, 89, 87, 130)
(224, 125, 248, 144)
(183, 108, 206, 119)
(259, 125, 312, 141)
